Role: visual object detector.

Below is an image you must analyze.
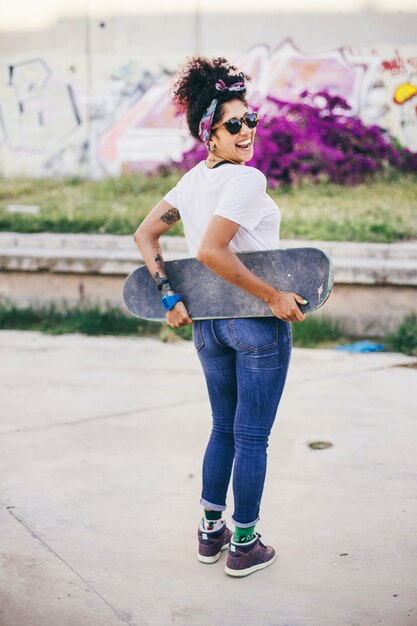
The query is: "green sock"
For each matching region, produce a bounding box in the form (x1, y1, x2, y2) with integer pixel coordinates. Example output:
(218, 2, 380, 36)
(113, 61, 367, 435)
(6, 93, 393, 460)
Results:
(203, 509, 222, 531)
(233, 525, 256, 543)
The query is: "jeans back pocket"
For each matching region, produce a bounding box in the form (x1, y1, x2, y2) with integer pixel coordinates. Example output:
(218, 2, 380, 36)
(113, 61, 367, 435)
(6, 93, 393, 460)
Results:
(228, 318, 279, 352)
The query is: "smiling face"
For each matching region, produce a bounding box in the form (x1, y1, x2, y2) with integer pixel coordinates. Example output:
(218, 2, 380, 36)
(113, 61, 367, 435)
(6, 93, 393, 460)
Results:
(209, 99, 257, 165)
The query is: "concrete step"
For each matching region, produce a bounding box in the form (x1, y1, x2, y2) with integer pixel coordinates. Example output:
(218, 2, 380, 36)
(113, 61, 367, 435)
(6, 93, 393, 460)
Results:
(1, 232, 417, 259)
(0, 232, 187, 253)
(1, 233, 416, 286)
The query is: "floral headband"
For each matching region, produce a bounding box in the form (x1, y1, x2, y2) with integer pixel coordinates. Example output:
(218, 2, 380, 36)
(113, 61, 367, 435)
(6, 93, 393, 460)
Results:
(198, 78, 245, 144)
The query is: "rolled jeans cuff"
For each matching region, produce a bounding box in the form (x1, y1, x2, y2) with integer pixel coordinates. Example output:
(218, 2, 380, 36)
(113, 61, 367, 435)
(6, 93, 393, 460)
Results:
(231, 515, 260, 528)
(200, 498, 226, 512)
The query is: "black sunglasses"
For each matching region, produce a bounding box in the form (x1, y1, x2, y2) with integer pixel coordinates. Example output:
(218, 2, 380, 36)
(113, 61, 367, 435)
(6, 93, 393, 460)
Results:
(213, 112, 259, 135)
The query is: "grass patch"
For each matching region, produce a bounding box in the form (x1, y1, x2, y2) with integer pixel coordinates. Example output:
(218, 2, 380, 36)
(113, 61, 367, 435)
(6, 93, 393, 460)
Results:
(0, 300, 159, 336)
(385, 314, 417, 356)
(0, 300, 194, 343)
(0, 171, 416, 242)
(0, 172, 183, 236)
(2, 302, 416, 355)
(273, 172, 417, 243)
(0, 301, 344, 348)
(291, 316, 343, 348)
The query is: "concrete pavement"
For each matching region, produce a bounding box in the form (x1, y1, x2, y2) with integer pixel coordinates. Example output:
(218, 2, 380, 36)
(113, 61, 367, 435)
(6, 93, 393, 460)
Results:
(0, 330, 416, 626)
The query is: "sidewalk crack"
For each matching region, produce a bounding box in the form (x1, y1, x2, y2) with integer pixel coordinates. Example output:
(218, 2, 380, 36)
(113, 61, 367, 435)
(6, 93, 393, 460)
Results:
(0, 396, 206, 437)
(5, 505, 146, 626)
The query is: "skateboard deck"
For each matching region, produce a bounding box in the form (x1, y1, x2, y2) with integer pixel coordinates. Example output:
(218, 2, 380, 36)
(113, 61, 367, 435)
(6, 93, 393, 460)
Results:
(123, 247, 333, 321)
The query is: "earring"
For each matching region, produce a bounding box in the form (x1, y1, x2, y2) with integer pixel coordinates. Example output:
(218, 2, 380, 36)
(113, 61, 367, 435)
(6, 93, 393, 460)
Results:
(208, 142, 215, 151)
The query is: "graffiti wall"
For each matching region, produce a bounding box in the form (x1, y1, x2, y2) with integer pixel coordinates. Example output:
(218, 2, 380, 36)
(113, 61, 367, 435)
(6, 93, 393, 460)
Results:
(1, 38, 416, 178)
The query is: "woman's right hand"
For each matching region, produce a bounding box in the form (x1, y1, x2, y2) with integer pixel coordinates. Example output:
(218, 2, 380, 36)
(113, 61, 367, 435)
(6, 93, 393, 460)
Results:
(165, 301, 193, 328)
(267, 290, 306, 322)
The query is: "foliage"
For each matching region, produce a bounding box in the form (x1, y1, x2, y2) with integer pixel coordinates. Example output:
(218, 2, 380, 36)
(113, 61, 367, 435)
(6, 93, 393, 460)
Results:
(0, 172, 183, 236)
(0, 172, 416, 242)
(0, 300, 160, 337)
(175, 90, 417, 187)
(4, 299, 416, 354)
(0, 300, 346, 348)
(291, 315, 343, 347)
(385, 314, 417, 356)
(0, 298, 195, 341)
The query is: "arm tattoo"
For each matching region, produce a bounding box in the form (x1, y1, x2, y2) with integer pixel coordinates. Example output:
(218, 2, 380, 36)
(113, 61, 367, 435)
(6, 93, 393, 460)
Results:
(160, 208, 180, 225)
(152, 250, 174, 296)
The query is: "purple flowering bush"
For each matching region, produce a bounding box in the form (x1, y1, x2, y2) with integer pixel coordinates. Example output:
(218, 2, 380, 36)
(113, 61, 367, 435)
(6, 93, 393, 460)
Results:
(174, 90, 417, 187)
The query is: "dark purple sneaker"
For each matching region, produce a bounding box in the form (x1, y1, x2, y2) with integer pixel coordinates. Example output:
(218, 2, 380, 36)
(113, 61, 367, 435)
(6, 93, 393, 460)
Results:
(198, 520, 232, 564)
(225, 533, 276, 577)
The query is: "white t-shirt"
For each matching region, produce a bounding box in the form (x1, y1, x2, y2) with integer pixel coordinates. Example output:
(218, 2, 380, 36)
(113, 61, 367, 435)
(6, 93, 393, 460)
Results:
(163, 161, 280, 256)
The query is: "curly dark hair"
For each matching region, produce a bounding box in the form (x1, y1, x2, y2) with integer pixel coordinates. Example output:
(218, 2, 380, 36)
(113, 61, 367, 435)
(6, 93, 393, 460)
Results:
(172, 56, 251, 142)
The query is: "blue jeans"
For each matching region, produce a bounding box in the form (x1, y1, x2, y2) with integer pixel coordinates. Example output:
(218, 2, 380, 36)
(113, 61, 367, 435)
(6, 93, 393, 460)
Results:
(193, 317, 292, 528)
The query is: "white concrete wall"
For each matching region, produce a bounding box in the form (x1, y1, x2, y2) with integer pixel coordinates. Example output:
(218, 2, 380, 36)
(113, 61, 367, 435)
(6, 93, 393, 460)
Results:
(0, 9, 416, 178)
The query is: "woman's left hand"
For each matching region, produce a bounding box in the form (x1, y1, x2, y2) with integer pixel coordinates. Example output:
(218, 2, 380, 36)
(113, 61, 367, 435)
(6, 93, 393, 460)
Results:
(165, 302, 193, 328)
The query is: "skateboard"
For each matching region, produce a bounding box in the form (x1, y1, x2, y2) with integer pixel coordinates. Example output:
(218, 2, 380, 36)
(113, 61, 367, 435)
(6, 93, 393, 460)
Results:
(123, 247, 333, 321)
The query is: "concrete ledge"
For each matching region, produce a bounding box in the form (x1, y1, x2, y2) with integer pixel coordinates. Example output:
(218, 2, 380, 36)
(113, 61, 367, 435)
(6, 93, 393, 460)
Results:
(1, 233, 416, 336)
(0, 232, 188, 253)
(1, 233, 416, 286)
(1, 232, 416, 258)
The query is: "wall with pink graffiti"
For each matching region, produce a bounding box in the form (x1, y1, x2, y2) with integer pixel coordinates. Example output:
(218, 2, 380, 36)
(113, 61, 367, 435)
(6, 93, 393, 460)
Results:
(0, 14, 416, 178)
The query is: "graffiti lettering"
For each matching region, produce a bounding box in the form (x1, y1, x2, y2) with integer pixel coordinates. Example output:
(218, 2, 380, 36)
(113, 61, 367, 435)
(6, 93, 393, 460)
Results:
(0, 58, 81, 153)
(381, 50, 406, 75)
(1, 39, 416, 176)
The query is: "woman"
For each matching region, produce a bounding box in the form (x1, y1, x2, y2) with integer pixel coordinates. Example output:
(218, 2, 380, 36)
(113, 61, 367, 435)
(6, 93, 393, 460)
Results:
(133, 56, 306, 578)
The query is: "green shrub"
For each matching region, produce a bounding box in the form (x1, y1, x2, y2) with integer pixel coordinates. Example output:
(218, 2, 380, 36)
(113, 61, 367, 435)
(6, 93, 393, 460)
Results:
(385, 314, 417, 356)
(0, 300, 160, 337)
(0, 300, 347, 348)
(291, 315, 343, 347)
